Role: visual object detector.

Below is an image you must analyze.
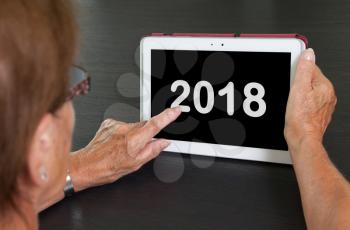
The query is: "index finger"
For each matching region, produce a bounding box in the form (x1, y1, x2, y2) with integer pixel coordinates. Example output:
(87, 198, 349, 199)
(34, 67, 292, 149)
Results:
(124, 107, 181, 156)
(140, 107, 182, 140)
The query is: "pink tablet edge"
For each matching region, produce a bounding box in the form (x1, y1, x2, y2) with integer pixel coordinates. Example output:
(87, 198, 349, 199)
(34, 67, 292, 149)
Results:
(239, 34, 308, 48)
(150, 33, 235, 37)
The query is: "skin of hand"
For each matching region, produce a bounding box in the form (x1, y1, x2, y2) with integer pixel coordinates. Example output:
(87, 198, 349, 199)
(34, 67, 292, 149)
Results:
(284, 48, 337, 152)
(69, 107, 181, 192)
(285, 49, 350, 230)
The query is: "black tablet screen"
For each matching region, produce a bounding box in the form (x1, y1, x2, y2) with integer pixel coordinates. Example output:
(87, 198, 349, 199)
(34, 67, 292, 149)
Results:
(151, 50, 290, 151)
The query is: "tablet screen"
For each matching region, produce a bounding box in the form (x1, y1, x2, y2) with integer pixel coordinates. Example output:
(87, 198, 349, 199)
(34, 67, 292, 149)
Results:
(151, 50, 291, 151)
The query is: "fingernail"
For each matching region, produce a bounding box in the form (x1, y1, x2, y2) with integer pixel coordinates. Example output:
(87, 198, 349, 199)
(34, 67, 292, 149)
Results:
(161, 139, 171, 148)
(302, 48, 315, 63)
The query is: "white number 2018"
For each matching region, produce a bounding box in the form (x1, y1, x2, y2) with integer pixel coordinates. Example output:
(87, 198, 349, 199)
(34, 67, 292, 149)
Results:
(243, 82, 266, 118)
(193, 81, 214, 114)
(170, 80, 191, 112)
(170, 80, 266, 118)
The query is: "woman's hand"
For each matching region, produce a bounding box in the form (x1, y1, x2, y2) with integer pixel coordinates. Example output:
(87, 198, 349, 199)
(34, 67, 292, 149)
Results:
(284, 48, 337, 153)
(283, 49, 350, 230)
(69, 107, 181, 191)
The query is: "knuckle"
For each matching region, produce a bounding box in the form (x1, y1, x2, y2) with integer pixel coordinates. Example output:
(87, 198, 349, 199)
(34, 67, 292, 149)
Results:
(134, 121, 147, 130)
(149, 144, 162, 159)
(148, 119, 160, 133)
(154, 143, 163, 154)
(326, 89, 333, 100)
(103, 118, 116, 125)
(165, 108, 175, 120)
(103, 118, 126, 128)
(322, 76, 334, 91)
(326, 79, 334, 91)
(326, 83, 336, 102)
(283, 128, 290, 140)
(331, 89, 337, 102)
(108, 176, 117, 184)
(318, 79, 335, 102)
(333, 95, 338, 106)
(124, 133, 139, 158)
(131, 163, 142, 172)
(284, 122, 292, 134)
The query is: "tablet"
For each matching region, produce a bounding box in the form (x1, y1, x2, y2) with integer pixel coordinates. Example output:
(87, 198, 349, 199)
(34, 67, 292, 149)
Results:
(140, 33, 307, 164)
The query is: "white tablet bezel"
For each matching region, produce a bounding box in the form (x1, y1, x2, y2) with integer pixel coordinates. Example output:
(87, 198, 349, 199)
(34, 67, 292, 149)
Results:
(140, 36, 306, 164)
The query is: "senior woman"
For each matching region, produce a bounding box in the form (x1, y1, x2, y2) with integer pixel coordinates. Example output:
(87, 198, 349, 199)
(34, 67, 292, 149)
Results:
(0, 0, 181, 228)
(0, 1, 349, 230)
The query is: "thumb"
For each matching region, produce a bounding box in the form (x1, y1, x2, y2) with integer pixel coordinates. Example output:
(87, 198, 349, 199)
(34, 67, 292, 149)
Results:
(293, 48, 316, 89)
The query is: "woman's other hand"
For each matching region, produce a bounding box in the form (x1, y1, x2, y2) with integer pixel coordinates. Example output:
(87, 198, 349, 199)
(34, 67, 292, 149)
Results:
(284, 48, 337, 153)
(70, 107, 181, 191)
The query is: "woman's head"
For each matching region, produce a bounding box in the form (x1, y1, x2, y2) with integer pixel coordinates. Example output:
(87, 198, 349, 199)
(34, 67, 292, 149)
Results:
(0, 0, 78, 214)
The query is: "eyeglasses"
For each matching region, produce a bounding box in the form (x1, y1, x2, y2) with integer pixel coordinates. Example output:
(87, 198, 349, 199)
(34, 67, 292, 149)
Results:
(67, 65, 91, 101)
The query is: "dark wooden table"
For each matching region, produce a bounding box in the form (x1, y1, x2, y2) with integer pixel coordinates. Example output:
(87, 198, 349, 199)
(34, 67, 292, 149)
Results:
(40, 0, 350, 229)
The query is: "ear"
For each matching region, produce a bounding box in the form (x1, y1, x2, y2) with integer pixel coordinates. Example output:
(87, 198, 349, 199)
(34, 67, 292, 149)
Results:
(26, 113, 55, 187)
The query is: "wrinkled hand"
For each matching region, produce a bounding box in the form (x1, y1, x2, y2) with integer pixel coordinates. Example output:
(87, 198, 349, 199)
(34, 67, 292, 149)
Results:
(284, 49, 337, 152)
(70, 107, 181, 191)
